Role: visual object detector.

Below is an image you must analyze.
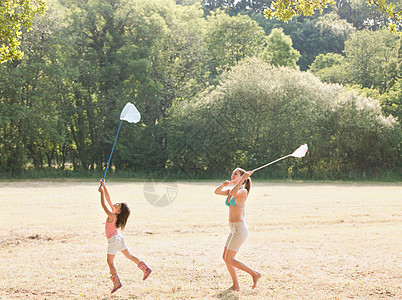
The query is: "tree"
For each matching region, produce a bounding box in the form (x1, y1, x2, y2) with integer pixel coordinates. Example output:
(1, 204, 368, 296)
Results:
(0, 0, 47, 63)
(278, 17, 326, 71)
(379, 38, 401, 120)
(203, 0, 237, 12)
(315, 12, 355, 54)
(264, 0, 401, 32)
(202, 0, 269, 14)
(380, 78, 402, 120)
(330, 90, 401, 174)
(205, 11, 266, 76)
(309, 52, 347, 83)
(112, 0, 209, 171)
(175, 0, 202, 5)
(249, 10, 353, 70)
(57, 0, 211, 172)
(0, 0, 69, 171)
(261, 27, 300, 68)
(335, 0, 392, 31)
(310, 52, 345, 71)
(344, 29, 399, 92)
(166, 58, 401, 178)
(311, 30, 400, 92)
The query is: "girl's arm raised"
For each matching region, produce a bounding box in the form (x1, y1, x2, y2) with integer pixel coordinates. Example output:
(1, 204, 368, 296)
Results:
(98, 184, 113, 217)
(101, 179, 117, 213)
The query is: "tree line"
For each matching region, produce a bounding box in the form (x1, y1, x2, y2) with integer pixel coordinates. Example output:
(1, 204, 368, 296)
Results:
(0, 0, 400, 180)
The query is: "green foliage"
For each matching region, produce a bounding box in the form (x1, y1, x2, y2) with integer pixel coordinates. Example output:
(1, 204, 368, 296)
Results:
(1, 0, 401, 180)
(315, 12, 355, 53)
(330, 91, 401, 174)
(0, 0, 68, 173)
(261, 27, 300, 68)
(310, 52, 345, 72)
(175, 0, 202, 5)
(344, 29, 399, 92)
(264, 0, 336, 21)
(398, 37, 402, 73)
(1, 0, 211, 173)
(335, 0, 394, 31)
(309, 52, 347, 83)
(264, 0, 401, 32)
(279, 17, 327, 71)
(202, 0, 269, 14)
(366, 0, 402, 32)
(311, 31, 400, 123)
(166, 58, 401, 178)
(249, 11, 354, 70)
(311, 30, 400, 92)
(0, 0, 47, 63)
(205, 11, 266, 76)
(380, 78, 402, 120)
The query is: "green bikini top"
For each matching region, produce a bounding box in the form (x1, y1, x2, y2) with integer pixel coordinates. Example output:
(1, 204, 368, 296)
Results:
(225, 195, 245, 216)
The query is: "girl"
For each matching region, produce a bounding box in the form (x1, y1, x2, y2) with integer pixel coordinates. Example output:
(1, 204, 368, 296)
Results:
(98, 179, 151, 293)
(214, 168, 261, 291)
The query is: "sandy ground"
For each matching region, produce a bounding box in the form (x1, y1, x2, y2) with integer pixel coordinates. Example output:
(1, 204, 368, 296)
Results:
(0, 180, 401, 299)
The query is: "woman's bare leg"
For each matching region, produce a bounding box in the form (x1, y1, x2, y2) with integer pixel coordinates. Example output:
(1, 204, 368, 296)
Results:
(224, 249, 262, 289)
(223, 247, 240, 291)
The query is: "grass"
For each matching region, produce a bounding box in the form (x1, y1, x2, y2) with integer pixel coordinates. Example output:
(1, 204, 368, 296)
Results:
(1, 166, 401, 182)
(0, 181, 401, 299)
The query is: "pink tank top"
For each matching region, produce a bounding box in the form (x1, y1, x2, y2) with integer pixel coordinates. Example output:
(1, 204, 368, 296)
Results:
(105, 215, 118, 239)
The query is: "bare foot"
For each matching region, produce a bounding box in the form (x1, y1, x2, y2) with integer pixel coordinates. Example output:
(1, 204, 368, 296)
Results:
(225, 285, 240, 292)
(252, 272, 262, 289)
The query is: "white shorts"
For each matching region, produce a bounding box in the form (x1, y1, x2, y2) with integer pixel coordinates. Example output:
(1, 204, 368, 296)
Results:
(107, 233, 127, 255)
(224, 221, 248, 252)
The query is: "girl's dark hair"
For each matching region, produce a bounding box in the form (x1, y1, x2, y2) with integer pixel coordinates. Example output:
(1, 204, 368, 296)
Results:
(235, 168, 252, 194)
(116, 202, 130, 230)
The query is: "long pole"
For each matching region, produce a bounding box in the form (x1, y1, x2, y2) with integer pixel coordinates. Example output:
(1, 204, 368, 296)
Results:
(101, 119, 123, 186)
(251, 154, 291, 173)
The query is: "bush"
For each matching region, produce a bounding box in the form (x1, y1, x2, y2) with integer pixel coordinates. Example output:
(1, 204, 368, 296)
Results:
(165, 57, 401, 179)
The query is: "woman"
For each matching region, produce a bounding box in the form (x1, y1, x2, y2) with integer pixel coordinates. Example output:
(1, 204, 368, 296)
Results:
(214, 168, 261, 291)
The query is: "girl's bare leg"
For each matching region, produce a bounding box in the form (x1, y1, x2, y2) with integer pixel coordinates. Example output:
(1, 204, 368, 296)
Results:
(107, 254, 122, 291)
(122, 249, 152, 280)
(225, 249, 262, 289)
(107, 254, 117, 275)
(223, 247, 240, 291)
(121, 249, 141, 265)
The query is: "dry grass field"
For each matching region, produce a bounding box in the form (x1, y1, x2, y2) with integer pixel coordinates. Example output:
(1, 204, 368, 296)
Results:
(0, 180, 401, 299)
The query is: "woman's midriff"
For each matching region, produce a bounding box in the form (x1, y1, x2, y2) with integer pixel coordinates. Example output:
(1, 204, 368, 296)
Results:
(228, 206, 244, 223)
